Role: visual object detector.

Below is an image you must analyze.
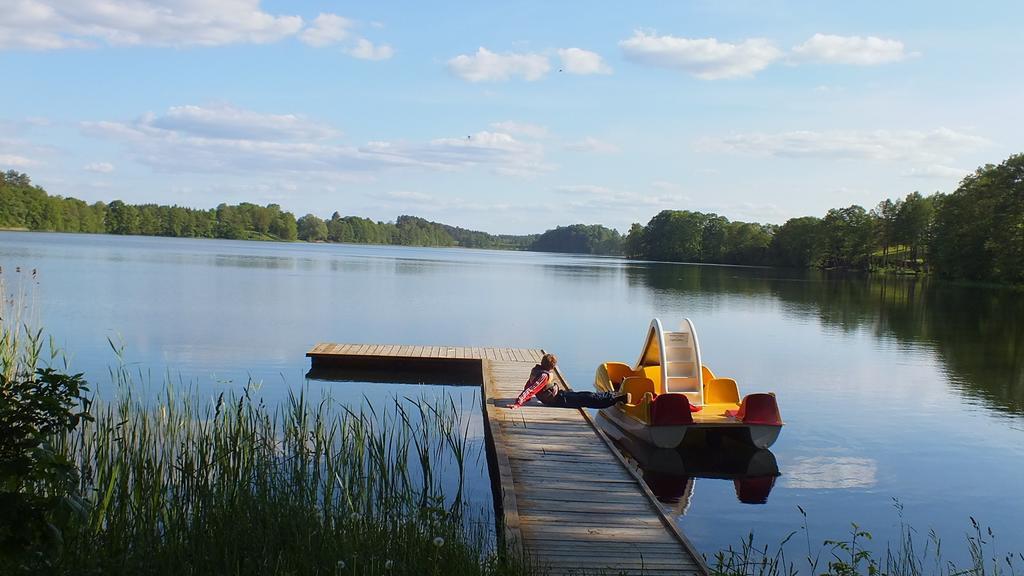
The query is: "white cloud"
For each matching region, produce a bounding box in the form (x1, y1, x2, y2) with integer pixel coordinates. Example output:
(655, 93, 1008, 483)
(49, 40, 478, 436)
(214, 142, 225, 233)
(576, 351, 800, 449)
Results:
(701, 128, 988, 165)
(81, 104, 550, 178)
(376, 191, 514, 214)
(490, 121, 549, 139)
(784, 456, 877, 490)
(0, 126, 57, 167)
(619, 30, 781, 79)
(347, 38, 394, 61)
(0, 1, 389, 52)
(0, 0, 311, 49)
(0, 154, 37, 167)
(298, 13, 352, 47)
(702, 201, 789, 223)
(651, 180, 686, 194)
(901, 164, 970, 179)
(149, 104, 339, 141)
(555, 184, 614, 195)
(447, 47, 550, 82)
(792, 33, 911, 66)
(563, 137, 619, 154)
(83, 162, 115, 173)
(554, 183, 688, 212)
(405, 131, 552, 176)
(384, 190, 434, 203)
(557, 47, 612, 75)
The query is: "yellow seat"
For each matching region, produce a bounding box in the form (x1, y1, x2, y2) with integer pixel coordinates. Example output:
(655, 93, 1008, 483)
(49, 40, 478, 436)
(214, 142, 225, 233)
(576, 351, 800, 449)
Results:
(701, 365, 716, 382)
(639, 366, 663, 394)
(705, 377, 740, 404)
(621, 376, 656, 401)
(620, 376, 656, 422)
(603, 362, 636, 387)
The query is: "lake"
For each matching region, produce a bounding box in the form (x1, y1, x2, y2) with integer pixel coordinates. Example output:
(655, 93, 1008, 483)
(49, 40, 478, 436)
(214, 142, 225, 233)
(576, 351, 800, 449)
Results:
(2, 231, 1022, 564)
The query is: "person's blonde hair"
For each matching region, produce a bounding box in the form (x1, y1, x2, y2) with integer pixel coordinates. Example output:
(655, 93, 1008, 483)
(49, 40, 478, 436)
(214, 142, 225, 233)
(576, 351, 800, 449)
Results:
(540, 353, 557, 370)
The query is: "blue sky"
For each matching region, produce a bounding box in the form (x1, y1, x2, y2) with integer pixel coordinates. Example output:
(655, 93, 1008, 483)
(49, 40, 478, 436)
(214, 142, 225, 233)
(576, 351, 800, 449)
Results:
(1, 0, 1021, 234)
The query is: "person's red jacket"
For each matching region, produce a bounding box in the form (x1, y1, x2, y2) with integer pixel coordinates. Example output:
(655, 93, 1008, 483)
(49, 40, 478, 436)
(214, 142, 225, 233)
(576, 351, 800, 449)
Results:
(511, 366, 555, 408)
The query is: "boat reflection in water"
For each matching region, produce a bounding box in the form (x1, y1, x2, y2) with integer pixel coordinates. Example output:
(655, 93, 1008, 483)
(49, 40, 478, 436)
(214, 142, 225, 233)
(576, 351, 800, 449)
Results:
(596, 411, 780, 514)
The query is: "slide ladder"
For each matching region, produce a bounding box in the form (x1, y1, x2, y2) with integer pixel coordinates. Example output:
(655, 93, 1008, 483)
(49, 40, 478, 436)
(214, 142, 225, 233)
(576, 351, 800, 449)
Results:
(635, 318, 704, 406)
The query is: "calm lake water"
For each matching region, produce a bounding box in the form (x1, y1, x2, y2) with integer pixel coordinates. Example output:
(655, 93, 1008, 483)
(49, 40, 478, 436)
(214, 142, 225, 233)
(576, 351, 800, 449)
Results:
(3, 231, 1023, 563)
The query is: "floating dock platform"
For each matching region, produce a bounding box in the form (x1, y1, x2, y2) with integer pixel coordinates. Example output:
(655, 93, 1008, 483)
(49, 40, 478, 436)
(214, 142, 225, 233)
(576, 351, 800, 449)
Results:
(308, 343, 709, 576)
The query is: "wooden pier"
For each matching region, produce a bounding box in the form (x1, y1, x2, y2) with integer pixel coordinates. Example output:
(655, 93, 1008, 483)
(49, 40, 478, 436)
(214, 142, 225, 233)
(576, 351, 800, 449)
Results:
(308, 343, 709, 576)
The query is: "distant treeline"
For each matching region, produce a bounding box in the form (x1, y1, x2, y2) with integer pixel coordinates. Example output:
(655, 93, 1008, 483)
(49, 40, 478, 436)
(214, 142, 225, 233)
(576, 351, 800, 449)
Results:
(0, 171, 532, 249)
(623, 153, 1024, 284)
(294, 212, 535, 250)
(2, 152, 1021, 283)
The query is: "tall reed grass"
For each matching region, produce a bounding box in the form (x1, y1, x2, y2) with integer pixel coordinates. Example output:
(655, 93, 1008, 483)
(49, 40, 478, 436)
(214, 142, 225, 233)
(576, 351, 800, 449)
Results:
(0, 267, 44, 379)
(48, 362, 531, 576)
(710, 505, 1023, 576)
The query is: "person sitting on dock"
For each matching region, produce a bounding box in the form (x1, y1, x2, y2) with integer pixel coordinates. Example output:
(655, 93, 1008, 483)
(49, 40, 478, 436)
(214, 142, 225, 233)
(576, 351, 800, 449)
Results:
(510, 353, 628, 410)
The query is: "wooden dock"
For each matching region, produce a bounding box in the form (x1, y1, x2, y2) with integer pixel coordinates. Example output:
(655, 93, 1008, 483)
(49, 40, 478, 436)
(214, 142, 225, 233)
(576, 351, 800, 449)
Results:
(308, 343, 709, 576)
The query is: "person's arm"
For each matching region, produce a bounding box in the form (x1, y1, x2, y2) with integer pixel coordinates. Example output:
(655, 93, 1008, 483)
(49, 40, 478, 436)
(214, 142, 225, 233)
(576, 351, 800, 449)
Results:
(510, 372, 550, 409)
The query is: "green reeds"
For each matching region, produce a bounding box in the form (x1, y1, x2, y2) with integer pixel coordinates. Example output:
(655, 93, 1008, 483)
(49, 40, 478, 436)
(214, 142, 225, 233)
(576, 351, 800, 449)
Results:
(53, 365, 532, 576)
(0, 268, 45, 380)
(709, 505, 1023, 576)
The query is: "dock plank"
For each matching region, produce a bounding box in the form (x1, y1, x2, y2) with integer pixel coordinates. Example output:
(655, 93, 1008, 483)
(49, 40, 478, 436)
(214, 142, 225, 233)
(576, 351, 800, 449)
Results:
(305, 343, 708, 576)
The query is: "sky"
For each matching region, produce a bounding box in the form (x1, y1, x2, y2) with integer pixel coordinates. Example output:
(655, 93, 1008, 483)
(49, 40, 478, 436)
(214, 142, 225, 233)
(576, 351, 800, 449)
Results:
(1, 0, 1022, 234)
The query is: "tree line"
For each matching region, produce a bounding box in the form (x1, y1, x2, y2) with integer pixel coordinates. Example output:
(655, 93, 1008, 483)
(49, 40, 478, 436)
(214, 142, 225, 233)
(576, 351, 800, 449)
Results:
(1, 171, 300, 241)
(623, 153, 1023, 284)
(292, 213, 536, 249)
(0, 171, 533, 249)
(2, 151, 1021, 283)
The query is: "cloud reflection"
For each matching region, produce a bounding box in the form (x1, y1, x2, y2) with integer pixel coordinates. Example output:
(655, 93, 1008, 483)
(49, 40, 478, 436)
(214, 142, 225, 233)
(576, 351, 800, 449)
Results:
(783, 456, 877, 489)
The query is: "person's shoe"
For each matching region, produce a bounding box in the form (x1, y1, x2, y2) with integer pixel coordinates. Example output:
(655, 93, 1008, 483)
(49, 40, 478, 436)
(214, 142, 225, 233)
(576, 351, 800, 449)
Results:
(613, 392, 632, 405)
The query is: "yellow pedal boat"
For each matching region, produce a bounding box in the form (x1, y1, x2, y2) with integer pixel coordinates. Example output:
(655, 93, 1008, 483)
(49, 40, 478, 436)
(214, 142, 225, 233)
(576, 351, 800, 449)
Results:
(595, 318, 783, 449)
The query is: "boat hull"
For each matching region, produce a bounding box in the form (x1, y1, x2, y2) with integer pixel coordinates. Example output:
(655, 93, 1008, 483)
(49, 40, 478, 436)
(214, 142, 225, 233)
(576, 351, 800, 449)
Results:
(599, 405, 782, 449)
(600, 406, 689, 448)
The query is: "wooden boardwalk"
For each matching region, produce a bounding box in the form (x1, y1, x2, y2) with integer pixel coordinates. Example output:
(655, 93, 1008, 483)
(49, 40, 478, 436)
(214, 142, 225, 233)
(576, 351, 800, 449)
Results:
(308, 343, 708, 576)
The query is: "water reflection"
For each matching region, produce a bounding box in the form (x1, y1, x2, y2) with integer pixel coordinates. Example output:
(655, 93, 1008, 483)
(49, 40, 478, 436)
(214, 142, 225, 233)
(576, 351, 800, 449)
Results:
(596, 412, 780, 514)
(783, 456, 877, 490)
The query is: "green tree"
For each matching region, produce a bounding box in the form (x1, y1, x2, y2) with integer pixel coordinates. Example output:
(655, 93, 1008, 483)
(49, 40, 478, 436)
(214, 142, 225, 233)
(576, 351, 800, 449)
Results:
(624, 223, 645, 258)
(723, 221, 773, 265)
(297, 214, 328, 242)
(820, 205, 874, 269)
(530, 224, 623, 255)
(770, 217, 822, 267)
(270, 211, 298, 241)
(642, 210, 708, 262)
(871, 199, 899, 268)
(700, 215, 728, 262)
(894, 192, 934, 270)
(931, 154, 1024, 282)
(105, 200, 139, 235)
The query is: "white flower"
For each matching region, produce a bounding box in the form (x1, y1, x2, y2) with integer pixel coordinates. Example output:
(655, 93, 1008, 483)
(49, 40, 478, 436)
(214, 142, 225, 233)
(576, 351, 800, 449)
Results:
(432, 536, 445, 547)
(335, 560, 345, 573)
(384, 559, 393, 569)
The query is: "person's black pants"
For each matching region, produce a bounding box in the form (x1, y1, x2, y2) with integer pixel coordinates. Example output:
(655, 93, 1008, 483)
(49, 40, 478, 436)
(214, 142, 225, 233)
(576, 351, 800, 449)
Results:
(541, 391, 618, 409)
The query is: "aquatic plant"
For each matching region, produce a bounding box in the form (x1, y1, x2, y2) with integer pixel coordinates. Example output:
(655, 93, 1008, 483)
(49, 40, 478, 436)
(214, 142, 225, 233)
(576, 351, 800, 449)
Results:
(47, 366, 531, 576)
(0, 269, 93, 573)
(709, 505, 1023, 576)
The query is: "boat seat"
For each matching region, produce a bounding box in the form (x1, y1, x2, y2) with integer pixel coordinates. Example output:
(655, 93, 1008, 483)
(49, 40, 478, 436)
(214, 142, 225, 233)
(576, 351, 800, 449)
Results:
(620, 376, 656, 403)
(604, 362, 636, 386)
(701, 365, 716, 382)
(639, 366, 661, 391)
(705, 378, 740, 404)
(728, 393, 783, 425)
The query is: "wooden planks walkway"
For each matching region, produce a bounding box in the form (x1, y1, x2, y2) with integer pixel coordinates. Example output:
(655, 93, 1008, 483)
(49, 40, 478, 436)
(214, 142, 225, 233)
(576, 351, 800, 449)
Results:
(308, 344, 708, 576)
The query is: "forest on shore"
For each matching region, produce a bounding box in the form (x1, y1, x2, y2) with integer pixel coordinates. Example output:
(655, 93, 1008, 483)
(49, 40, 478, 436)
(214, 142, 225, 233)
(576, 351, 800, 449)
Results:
(1, 152, 1021, 283)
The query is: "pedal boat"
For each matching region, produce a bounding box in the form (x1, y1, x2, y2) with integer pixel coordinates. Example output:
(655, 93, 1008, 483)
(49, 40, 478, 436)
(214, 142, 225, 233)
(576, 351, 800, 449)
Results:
(595, 318, 783, 449)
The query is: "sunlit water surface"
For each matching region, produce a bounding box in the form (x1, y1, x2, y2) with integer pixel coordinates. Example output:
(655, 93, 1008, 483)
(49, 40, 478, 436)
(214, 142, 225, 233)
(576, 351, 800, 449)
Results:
(3, 232, 1022, 564)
